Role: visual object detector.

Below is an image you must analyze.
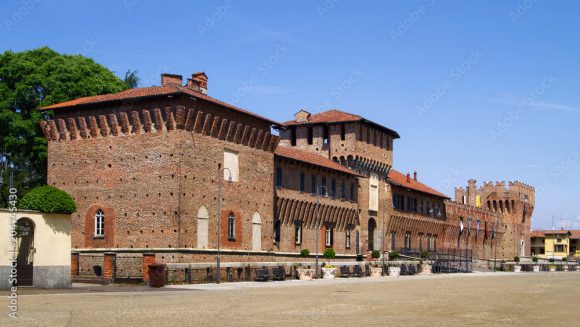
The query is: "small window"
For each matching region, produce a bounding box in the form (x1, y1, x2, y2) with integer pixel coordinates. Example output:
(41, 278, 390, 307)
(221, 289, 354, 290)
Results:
(228, 212, 235, 240)
(299, 172, 305, 192)
(290, 127, 297, 146)
(340, 123, 346, 141)
(295, 221, 302, 245)
(274, 219, 281, 243)
(95, 209, 104, 237)
(346, 229, 351, 249)
(325, 227, 333, 247)
(341, 180, 346, 199)
(350, 182, 355, 201)
(331, 179, 336, 198)
(323, 125, 329, 144)
(311, 175, 317, 195)
(321, 176, 327, 191)
(276, 167, 283, 188)
(307, 126, 313, 145)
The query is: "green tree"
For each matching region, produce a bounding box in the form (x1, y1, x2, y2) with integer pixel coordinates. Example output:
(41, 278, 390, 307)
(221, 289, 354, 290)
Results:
(0, 47, 128, 206)
(123, 69, 140, 88)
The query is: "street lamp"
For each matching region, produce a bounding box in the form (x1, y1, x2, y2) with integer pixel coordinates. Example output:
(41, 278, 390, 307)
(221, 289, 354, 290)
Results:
(216, 167, 232, 284)
(315, 185, 328, 279)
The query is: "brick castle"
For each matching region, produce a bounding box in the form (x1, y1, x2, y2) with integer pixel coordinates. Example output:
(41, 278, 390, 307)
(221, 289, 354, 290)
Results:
(39, 72, 534, 280)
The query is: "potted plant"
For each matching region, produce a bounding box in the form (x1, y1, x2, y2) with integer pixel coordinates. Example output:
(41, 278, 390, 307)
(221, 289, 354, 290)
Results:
(562, 257, 568, 271)
(321, 248, 337, 279)
(387, 251, 401, 277)
(419, 250, 432, 275)
(532, 256, 540, 272)
(369, 250, 382, 277)
(548, 258, 556, 272)
(296, 249, 314, 280)
(513, 256, 521, 272)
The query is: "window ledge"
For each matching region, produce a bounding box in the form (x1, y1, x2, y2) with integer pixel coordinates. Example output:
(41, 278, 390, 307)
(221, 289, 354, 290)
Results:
(93, 235, 104, 239)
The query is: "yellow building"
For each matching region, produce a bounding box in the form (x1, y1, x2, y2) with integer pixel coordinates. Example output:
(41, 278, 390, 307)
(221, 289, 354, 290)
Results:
(530, 230, 580, 259)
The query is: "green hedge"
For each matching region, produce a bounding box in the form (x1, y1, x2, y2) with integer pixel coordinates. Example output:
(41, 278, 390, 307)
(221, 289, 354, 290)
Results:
(20, 186, 76, 214)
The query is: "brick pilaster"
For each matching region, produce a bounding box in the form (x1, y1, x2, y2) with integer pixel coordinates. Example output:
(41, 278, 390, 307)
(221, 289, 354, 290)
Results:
(142, 253, 156, 284)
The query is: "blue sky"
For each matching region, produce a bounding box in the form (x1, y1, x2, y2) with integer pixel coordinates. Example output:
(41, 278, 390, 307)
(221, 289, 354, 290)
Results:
(1, 0, 578, 230)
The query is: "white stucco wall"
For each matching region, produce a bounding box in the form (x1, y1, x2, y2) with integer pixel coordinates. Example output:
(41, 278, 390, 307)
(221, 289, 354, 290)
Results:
(1, 209, 71, 267)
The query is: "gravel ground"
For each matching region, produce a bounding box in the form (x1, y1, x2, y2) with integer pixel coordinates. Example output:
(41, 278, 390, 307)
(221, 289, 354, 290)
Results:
(1, 272, 578, 326)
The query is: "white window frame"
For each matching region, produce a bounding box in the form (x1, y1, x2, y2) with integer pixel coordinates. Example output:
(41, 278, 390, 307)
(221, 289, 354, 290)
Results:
(295, 222, 302, 245)
(346, 229, 351, 249)
(94, 209, 104, 237)
(325, 228, 332, 247)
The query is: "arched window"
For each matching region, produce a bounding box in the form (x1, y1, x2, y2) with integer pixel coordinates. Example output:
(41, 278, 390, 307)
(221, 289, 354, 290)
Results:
(227, 212, 235, 240)
(95, 209, 105, 237)
(197, 206, 209, 249)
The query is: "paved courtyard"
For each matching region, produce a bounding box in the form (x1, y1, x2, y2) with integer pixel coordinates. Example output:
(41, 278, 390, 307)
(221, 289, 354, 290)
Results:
(2, 272, 579, 326)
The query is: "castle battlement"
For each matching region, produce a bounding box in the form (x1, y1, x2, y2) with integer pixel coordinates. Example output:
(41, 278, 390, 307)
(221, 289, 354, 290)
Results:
(40, 106, 279, 153)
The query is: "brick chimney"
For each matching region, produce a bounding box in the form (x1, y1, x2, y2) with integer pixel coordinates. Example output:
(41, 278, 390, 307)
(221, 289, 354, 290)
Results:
(413, 171, 417, 181)
(186, 72, 208, 94)
(406, 173, 411, 183)
(161, 74, 182, 86)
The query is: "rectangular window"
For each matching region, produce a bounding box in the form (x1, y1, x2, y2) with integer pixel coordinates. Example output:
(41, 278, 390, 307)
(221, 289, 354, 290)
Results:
(341, 180, 346, 199)
(340, 123, 346, 140)
(427, 234, 432, 252)
(95, 210, 104, 237)
(350, 182, 355, 201)
(299, 172, 305, 192)
(346, 229, 351, 249)
(276, 167, 283, 188)
(295, 222, 302, 245)
(433, 235, 438, 252)
(325, 227, 333, 247)
(290, 127, 297, 146)
(223, 149, 240, 182)
(323, 125, 329, 144)
(228, 213, 235, 240)
(369, 173, 379, 211)
(321, 176, 327, 191)
(311, 175, 317, 194)
(331, 179, 336, 199)
(307, 126, 313, 145)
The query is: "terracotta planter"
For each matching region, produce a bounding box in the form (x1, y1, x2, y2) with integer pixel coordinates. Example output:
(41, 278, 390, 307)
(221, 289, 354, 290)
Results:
(388, 266, 400, 277)
(296, 268, 315, 281)
(549, 265, 556, 272)
(369, 266, 382, 277)
(513, 265, 521, 273)
(563, 265, 569, 272)
(420, 263, 432, 275)
(532, 265, 540, 272)
(321, 267, 336, 280)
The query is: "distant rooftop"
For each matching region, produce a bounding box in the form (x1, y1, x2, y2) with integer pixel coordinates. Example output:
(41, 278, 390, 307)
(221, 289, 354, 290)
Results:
(283, 109, 400, 139)
(387, 169, 449, 199)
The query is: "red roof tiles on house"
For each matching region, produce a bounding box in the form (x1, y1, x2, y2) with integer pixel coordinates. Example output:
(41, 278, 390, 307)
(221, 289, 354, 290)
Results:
(283, 109, 400, 139)
(40, 84, 280, 126)
(387, 169, 450, 199)
(530, 230, 580, 239)
(275, 146, 362, 177)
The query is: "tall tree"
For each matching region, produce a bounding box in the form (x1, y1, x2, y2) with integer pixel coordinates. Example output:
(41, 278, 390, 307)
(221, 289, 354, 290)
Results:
(124, 69, 140, 88)
(0, 47, 128, 207)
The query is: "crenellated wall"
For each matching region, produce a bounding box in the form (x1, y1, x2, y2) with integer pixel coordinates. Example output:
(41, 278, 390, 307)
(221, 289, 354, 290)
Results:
(40, 105, 279, 152)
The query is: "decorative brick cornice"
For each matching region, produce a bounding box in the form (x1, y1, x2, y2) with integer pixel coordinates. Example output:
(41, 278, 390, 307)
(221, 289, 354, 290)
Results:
(40, 106, 279, 152)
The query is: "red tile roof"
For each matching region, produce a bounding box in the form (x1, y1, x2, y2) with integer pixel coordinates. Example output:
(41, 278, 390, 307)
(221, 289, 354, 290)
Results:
(275, 146, 362, 177)
(387, 169, 449, 199)
(530, 230, 580, 239)
(40, 84, 279, 126)
(283, 109, 400, 139)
